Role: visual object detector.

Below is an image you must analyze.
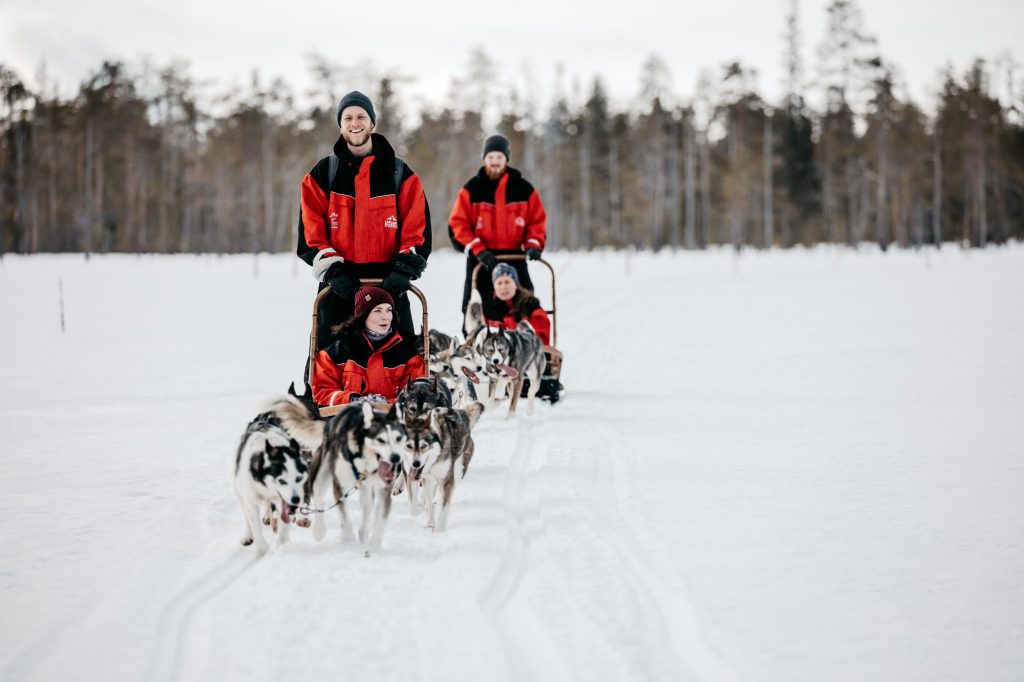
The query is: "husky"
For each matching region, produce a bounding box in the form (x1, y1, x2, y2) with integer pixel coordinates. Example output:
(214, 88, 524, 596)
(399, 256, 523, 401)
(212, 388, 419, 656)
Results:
(233, 419, 309, 554)
(480, 320, 545, 415)
(419, 403, 485, 531)
(304, 402, 408, 556)
(395, 423, 443, 515)
(397, 376, 452, 428)
(424, 330, 483, 409)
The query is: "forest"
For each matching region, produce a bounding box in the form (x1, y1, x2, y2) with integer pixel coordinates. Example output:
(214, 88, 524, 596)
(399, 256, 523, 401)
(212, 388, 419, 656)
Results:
(1, 0, 1022, 254)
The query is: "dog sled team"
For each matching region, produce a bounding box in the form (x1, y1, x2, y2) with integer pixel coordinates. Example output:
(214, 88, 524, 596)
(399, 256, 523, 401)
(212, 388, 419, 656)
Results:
(232, 90, 564, 556)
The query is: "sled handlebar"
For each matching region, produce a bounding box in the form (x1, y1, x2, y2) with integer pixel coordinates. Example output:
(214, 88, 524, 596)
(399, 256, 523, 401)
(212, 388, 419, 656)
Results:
(471, 255, 557, 348)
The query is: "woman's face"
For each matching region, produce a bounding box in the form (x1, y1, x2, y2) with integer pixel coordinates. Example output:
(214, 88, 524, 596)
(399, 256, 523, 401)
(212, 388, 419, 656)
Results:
(365, 304, 393, 334)
(493, 275, 517, 302)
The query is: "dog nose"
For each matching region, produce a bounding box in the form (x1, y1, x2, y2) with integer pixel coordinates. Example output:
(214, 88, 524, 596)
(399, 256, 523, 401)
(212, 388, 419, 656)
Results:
(390, 454, 401, 464)
(290, 495, 300, 505)
(412, 459, 421, 468)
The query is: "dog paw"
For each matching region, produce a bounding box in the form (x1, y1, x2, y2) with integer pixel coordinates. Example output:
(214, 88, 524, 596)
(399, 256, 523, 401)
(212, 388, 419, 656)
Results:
(295, 517, 310, 528)
(241, 537, 253, 546)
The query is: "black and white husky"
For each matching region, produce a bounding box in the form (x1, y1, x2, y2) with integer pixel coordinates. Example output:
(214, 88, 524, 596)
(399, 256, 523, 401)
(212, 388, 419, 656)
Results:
(418, 403, 485, 531)
(233, 419, 309, 554)
(480, 320, 545, 415)
(304, 402, 409, 556)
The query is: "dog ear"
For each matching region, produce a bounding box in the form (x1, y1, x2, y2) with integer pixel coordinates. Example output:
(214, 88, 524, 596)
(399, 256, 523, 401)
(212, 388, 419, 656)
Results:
(361, 401, 375, 429)
(388, 400, 403, 422)
(449, 337, 458, 354)
(429, 407, 445, 433)
(288, 438, 301, 453)
(288, 382, 297, 397)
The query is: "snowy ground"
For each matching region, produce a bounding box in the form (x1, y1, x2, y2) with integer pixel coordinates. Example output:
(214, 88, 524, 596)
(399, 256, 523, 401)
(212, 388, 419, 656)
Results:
(1, 246, 1022, 682)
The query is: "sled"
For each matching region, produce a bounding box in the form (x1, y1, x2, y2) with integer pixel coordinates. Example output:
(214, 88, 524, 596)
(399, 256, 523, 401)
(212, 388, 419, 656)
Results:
(471, 254, 564, 408)
(309, 279, 429, 418)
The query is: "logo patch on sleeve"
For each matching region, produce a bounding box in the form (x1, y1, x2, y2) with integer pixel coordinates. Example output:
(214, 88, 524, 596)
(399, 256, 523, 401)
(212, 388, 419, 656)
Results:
(384, 215, 398, 229)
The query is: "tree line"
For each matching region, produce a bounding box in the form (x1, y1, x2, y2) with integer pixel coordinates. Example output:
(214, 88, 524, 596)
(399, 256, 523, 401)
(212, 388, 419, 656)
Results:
(2, 0, 1022, 254)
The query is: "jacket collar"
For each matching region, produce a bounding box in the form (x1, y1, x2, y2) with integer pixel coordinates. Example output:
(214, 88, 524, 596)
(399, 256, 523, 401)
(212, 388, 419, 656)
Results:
(333, 132, 397, 180)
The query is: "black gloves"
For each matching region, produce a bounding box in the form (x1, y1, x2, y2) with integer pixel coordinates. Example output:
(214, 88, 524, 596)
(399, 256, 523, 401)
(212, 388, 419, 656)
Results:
(391, 252, 427, 279)
(382, 252, 425, 296)
(325, 264, 358, 298)
(381, 270, 411, 296)
(476, 249, 498, 270)
(525, 247, 542, 261)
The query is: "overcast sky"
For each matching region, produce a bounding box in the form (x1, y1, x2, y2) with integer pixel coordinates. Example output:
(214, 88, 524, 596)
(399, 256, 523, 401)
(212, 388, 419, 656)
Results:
(2, 0, 1021, 118)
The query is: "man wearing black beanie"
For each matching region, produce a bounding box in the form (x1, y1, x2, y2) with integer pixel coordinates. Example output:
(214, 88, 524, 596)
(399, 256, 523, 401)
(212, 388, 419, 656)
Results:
(448, 133, 548, 318)
(296, 89, 432, 366)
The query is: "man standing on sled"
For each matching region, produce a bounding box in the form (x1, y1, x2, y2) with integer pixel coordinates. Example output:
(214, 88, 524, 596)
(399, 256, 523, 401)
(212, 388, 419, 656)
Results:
(448, 133, 547, 324)
(297, 90, 431, 357)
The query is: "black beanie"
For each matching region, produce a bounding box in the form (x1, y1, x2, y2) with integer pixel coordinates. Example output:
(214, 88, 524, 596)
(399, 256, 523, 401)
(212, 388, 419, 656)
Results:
(482, 134, 511, 161)
(336, 91, 376, 126)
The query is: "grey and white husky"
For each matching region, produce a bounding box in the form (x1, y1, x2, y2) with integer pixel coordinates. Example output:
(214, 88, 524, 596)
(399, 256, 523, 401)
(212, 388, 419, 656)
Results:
(480, 320, 545, 415)
(427, 329, 485, 408)
(419, 403, 485, 531)
(395, 423, 443, 515)
(304, 402, 409, 556)
(233, 419, 309, 554)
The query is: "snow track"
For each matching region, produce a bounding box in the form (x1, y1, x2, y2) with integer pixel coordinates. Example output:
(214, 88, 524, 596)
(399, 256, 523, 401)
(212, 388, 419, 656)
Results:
(3, 250, 1023, 682)
(145, 552, 258, 682)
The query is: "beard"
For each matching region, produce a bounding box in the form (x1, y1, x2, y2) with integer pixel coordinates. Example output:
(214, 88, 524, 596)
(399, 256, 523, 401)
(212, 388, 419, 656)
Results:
(484, 164, 506, 180)
(342, 128, 372, 148)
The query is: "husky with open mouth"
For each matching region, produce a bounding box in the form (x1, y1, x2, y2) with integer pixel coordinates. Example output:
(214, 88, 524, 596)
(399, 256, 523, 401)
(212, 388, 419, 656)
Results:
(425, 329, 484, 409)
(480, 320, 545, 415)
(304, 401, 408, 556)
(232, 419, 308, 554)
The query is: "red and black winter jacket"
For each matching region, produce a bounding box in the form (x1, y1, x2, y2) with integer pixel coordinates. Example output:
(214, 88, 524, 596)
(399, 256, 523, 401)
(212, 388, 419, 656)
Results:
(313, 330, 426, 407)
(448, 167, 546, 257)
(298, 133, 432, 282)
(483, 295, 551, 346)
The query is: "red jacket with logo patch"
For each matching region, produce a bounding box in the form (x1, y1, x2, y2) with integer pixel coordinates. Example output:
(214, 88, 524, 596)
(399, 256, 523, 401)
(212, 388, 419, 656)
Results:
(448, 167, 546, 256)
(298, 133, 431, 282)
(313, 330, 426, 407)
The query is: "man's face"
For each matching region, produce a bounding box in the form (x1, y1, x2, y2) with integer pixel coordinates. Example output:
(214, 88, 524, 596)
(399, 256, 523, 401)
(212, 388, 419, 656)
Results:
(340, 107, 373, 147)
(483, 151, 508, 180)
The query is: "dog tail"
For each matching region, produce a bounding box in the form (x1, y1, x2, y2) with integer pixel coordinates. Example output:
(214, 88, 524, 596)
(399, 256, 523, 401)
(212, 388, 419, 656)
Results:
(462, 401, 485, 430)
(268, 395, 325, 449)
(465, 290, 485, 337)
(516, 319, 536, 336)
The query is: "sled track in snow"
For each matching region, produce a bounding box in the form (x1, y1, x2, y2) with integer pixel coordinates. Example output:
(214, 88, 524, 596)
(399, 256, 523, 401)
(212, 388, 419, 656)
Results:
(144, 551, 258, 682)
(478, 415, 573, 681)
(563, 416, 738, 682)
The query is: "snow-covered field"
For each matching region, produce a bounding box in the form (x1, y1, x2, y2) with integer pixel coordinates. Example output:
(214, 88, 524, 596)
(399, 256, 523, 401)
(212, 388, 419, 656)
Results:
(1, 246, 1022, 682)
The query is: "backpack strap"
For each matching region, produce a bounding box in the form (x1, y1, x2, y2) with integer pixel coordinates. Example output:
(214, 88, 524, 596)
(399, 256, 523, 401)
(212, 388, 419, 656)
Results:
(393, 157, 405, 199)
(328, 153, 339, 193)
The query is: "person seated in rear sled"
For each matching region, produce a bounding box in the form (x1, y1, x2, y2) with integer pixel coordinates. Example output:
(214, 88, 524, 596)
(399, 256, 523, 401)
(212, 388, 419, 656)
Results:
(484, 262, 562, 401)
(312, 286, 425, 407)
(483, 262, 551, 345)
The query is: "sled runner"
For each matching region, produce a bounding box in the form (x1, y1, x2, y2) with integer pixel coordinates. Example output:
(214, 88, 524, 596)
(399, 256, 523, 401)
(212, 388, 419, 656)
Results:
(309, 280, 429, 417)
(471, 254, 564, 407)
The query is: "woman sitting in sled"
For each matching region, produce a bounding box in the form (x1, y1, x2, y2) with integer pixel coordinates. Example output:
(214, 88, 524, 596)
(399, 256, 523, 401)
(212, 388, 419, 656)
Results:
(312, 286, 425, 407)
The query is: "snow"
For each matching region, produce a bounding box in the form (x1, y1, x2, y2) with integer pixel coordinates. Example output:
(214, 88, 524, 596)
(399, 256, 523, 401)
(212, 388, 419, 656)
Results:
(1, 246, 1022, 682)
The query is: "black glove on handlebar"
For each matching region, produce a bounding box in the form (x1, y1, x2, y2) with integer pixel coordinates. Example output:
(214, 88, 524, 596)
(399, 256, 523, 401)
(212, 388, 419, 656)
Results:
(476, 249, 498, 270)
(381, 270, 412, 296)
(525, 247, 542, 261)
(325, 264, 359, 299)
